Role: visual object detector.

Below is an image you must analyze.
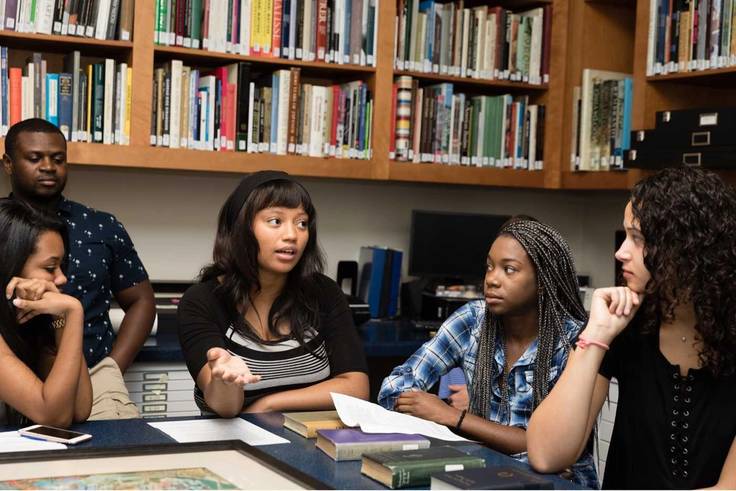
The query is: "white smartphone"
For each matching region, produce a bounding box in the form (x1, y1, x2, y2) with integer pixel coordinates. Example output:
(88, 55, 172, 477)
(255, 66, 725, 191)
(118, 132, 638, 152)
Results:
(18, 424, 92, 444)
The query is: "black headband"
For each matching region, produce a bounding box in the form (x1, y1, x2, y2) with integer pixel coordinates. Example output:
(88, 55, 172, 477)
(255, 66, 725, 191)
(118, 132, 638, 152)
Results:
(223, 170, 301, 228)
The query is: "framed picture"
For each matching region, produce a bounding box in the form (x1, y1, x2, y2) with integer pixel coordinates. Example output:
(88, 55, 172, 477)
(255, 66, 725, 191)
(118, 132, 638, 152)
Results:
(0, 440, 329, 489)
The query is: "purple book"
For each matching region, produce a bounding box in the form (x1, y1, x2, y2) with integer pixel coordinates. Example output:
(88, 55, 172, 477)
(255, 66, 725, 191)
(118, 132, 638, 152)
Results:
(4, 0, 18, 30)
(316, 428, 431, 461)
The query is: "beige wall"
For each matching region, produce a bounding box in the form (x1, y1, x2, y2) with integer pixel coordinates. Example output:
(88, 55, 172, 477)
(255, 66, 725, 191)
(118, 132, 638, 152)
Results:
(1, 166, 629, 287)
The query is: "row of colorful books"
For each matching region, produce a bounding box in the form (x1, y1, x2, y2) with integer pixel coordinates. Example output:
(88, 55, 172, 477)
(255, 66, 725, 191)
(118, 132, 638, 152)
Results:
(395, 1, 551, 85)
(154, 0, 379, 67)
(0, 49, 131, 144)
(150, 61, 373, 159)
(282, 410, 552, 489)
(570, 69, 633, 171)
(646, 0, 736, 75)
(0, 0, 133, 40)
(389, 76, 545, 170)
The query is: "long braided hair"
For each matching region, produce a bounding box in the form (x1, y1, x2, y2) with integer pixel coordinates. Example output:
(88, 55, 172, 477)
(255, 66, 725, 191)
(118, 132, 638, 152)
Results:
(468, 218, 587, 420)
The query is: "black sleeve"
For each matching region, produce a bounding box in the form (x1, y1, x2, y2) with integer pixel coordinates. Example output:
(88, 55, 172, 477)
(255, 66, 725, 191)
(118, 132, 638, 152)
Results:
(599, 329, 629, 380)
(315, 274, 369, 376)
(177, 282, 228, 383)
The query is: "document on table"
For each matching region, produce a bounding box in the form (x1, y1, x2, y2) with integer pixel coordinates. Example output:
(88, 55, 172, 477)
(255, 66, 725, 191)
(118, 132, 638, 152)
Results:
(148, 418, 289, 446)
(0, 431, 67, 452)
(331, 393, 469, 441)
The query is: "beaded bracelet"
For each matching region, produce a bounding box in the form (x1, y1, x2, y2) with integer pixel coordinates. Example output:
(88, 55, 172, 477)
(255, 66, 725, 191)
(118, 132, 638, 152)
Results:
(51, 316, 66, 330)
(576, 336, 609, 351)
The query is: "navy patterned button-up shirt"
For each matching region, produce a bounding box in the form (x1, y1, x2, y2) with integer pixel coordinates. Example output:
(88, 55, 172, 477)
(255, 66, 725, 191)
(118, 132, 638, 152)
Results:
(56, 197, 148, 367)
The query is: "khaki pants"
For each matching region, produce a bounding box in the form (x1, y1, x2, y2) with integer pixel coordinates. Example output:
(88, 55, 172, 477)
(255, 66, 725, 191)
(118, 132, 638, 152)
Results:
(89, 357, 140, 420)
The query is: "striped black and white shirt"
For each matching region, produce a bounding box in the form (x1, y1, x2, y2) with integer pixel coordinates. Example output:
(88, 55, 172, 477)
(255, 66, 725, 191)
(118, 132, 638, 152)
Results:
(177, 275, 368, 411)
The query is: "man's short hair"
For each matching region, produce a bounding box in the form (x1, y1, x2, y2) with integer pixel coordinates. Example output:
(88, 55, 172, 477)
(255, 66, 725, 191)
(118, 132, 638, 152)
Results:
(4, 118, 66, 161)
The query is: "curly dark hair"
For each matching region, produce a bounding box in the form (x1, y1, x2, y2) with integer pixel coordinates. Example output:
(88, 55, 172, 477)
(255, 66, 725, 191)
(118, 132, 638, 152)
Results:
(630, 166, 736, 378)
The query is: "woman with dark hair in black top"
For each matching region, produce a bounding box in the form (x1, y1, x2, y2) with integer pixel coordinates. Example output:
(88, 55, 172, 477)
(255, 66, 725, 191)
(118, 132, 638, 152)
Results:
(0, 199, 91, 426)
(177, 171, 369, 417)
(528, 167, 736, 489)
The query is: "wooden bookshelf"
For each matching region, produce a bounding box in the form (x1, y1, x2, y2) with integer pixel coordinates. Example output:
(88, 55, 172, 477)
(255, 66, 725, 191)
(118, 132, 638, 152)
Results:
(393, 70, 548, 91)
(65, 142, 376, 179)
(0, 31, 133, 50)
(557, 0, 635, 189)
(390, 162, 546, 188)
(631, 0, 736, 166)
(0, 0, 636, 191)
(561, 170, 630, 190)
(154, 46, 377, 73)
(646, 66, 736, 83)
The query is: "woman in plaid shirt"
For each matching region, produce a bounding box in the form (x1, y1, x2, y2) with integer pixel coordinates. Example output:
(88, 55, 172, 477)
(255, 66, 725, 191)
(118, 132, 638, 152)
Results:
(378, 217, 598, 489)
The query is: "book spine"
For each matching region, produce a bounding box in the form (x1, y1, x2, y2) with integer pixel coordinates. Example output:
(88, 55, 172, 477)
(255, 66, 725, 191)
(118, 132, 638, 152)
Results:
(235, 62, 251, 150)
(45, 73, 59, 126)
(58, 73, 73, 139)
(103, 58, 115, 144)
(106, 0, 120, 39)
(118, 0, 133, 40)
(313, 0, 326, 60)
(169, 60, 183, 148)
(272, 0, 282, 56)
(0, 47, 7, 135)
(91, 63, 103, 142)
(286, 67, 300, 153)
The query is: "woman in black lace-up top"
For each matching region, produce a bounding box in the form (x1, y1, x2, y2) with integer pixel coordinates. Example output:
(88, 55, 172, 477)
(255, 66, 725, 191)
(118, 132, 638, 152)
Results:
(527, 167, 736, 489)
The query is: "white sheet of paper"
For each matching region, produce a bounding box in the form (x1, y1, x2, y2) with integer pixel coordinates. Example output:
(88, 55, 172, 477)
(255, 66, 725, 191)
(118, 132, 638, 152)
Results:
(148, 418, 289, 446)
(0, 431, 67, 452)
(331, 393, 469, 441)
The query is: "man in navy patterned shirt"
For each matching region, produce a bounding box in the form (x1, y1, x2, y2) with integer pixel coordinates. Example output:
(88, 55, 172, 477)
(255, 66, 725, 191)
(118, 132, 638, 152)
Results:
(3, 119, 156, 420)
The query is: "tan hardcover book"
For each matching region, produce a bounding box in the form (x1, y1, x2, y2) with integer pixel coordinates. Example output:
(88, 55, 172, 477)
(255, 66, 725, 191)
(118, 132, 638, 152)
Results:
(117, 0, 133, 41)
(678, 11, 690, 68)
(287, 67, 301, 154)
(282, 410, 346, 438)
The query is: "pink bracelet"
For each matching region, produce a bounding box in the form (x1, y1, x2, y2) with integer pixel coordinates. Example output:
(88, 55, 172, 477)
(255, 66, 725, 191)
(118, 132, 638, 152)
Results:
(576, 336, 610, 351)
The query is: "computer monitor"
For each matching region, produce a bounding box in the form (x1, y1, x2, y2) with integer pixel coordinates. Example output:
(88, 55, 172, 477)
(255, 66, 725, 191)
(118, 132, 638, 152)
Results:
(409, 210, 511, 281)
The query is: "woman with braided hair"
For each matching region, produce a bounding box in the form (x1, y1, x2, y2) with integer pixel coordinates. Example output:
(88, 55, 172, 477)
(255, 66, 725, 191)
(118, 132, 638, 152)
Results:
(528, 167, 736, 489)
(377, 217, 598, 488)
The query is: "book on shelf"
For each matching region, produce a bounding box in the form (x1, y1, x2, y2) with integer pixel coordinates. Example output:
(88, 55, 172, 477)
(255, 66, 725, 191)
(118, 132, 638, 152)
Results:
(151, 59, 373, 158)
(389, 75, 545, 170)
(646, 0, 736, 75)
(0, 0, 133, 40)
(361, 446, 486, 489)
(0, 48, 130, 144)
(395, 0, 551, 85)
(153, 0, 378, 67)
(430, 466, 554, 490)
(316, 428, 430, 461)
(570, 68, 632, 171)
(282, 410, 346, 438)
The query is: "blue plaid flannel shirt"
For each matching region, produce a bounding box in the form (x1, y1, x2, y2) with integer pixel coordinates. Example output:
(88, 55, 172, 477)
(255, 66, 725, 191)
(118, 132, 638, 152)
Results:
(378, 300, 599, 489)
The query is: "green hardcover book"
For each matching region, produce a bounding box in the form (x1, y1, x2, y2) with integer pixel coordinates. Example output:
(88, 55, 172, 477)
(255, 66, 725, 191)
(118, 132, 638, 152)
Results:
(158, 0, 169, 45)
(483, 96, 492, 165)
(190, 0, 203, 48)
(487, 96, 499, 165)
(468, 97, 480, 165)
(361, 446, 486, 489)
(517, 16, 532, 78)
(92, 63, 104, 143)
